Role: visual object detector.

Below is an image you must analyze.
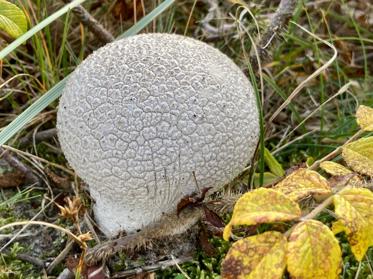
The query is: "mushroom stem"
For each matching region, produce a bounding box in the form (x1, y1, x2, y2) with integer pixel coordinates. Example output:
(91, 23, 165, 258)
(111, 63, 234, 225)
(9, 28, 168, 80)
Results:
(85, 207, 204, 265)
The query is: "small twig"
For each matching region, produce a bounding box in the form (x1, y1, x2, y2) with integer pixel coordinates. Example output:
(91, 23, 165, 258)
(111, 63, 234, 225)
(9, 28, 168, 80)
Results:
(47, 240, 75, 274)
(354, 261, 362, 279)
(284, 182, 349, 238)
(2, 145, 75, 176)
(299, 194, 334, 222)
(309, 129, 365, 170)
(111, 256, 193, 278)
(15, 253, 45, 269)
(83, 212, 100, 243)
(62, 0, 114, 44)
(18, 128, 57, 147)
(250, 0, 297, 69)
(0, 232, 34, 241)
(0, 146, 41, 186)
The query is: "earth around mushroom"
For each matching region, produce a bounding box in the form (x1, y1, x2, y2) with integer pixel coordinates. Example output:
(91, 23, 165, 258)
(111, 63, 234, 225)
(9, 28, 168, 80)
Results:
(57, 33, 259, 236)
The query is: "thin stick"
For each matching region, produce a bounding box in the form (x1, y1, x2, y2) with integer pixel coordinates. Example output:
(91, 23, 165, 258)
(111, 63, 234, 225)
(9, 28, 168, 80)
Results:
(18, 128, 57, 147)
(300, 194, 334, 221)
(250, 0, 297, 69)
(111, 256, 193, 278)
(47, 240, 75, 273)
(62, 0, 114, 44)
(2, 145, 75, 176)
(14, 253, 45, 269)
(309, 129, 364, 170)
(0, 147, 41, 186)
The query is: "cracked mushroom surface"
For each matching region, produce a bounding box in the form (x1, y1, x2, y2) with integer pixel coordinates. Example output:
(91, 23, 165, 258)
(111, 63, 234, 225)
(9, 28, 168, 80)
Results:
(57, 33, 259, 236)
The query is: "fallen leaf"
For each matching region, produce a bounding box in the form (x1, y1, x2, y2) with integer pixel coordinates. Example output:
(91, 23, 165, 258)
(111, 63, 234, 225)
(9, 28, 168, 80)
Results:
(333, 187, 373, 261)
(223, 188, 301, 240)
(327, 173, 363, 189)
(356, 105, 373, 131)
(0, 169, 25, 188)
(287, 220, 342, 279)
(221, 231, 286, 279)
(274, 168, 331, 201)
(320, 161, 352, 176)
(342, 136, 373, 176)
(203, 207, 225, 228)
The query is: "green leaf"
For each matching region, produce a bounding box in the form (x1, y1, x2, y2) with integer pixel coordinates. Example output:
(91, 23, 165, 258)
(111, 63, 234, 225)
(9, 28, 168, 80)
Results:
(0, 0, 87, 59)
(253, 172, 280, 187)
(264, 148, 285, 177)
(0, 0, 175, 146)
(0, 0, 27, 38)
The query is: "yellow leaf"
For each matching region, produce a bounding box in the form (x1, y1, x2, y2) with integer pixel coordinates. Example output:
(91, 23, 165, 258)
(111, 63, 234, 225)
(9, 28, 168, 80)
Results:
(274, 168, 331, 201)
(223, 188, 301, 241)
(320, 161, 363, 187)
(221, 231, 286, 279)
(264, 148, 285, 177)
(342, 136, 373, 176)
(253, 172, 280, 187)
(0, 0, 27, 39)
(356, 105, 373, 131)
(320, 161, 352, 176)
(332, 220, 346, 235)
(287, 220, 342, 279)
(333, 187, 373, 261)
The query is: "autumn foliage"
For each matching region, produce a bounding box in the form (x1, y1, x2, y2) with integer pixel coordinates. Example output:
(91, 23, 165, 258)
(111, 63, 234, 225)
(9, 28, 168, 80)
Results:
(221, 105, 373, 279)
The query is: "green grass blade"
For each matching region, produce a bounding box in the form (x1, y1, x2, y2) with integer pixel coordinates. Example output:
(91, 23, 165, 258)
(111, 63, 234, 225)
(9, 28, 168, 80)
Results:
(0, 0, 86, 59)
(0, 78, 67, 145)
(0, 0, 175, 146)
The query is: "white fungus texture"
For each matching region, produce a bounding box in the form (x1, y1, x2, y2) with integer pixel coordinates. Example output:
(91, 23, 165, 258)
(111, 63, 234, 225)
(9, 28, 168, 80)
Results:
(57, 33, 259, 236)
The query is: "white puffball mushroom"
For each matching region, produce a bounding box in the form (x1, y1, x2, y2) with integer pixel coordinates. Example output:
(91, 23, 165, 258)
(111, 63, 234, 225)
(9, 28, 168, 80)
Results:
(57, 33, 259, 236)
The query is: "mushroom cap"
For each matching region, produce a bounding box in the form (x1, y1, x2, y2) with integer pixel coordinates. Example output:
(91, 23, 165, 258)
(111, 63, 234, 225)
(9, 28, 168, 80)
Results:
(57, 33, 259, 236)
